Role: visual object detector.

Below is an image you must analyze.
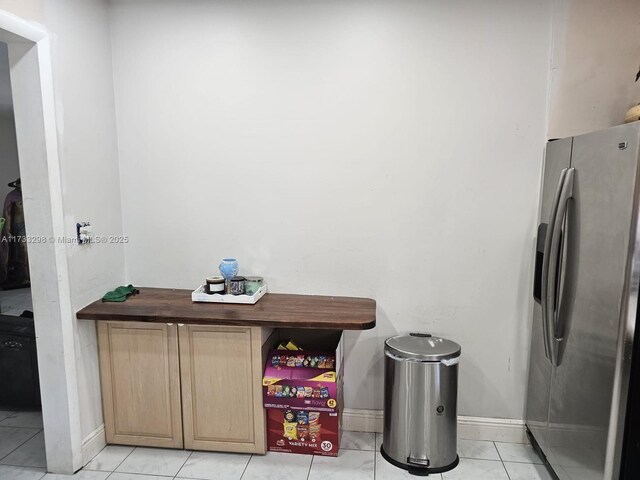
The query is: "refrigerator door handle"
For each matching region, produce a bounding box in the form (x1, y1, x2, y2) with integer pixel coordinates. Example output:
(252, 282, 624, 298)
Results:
(546, 168, 575, 367)
(541, 168, 568, 362)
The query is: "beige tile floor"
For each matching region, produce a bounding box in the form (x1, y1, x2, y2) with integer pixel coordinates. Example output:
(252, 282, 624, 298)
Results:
(0, 419, 553, 480)
(0, 287, 33, 316)
(0, 409, 46, 478)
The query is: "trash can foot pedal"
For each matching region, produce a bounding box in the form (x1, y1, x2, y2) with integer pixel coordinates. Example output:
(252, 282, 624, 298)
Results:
(381, 446, 459, 476)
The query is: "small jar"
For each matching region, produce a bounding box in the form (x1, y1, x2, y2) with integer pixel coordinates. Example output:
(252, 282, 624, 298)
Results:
(205, 276, 226, 295)
(229, 276, 246, 295)
(244, 276, 264, 296)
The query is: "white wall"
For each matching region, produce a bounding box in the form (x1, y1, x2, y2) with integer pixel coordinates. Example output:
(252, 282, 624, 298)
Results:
(42, 0, 125, 446)
(110, 0, 553, 419)
(548, 0, 640, 138)
(0, 0, 126, 462)
(0, 43, 20, 206)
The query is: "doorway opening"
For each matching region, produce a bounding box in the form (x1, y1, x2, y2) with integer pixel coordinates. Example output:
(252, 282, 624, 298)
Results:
(0, 39, 45, 469)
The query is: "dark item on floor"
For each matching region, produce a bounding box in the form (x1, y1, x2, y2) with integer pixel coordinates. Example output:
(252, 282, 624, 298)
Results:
(102, 285, 140, 302)
(0, 314, 41, 408)
(0, 182, 30, 290)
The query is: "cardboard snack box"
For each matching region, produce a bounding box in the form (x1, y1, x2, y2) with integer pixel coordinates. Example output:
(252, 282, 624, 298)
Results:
(263, 360, 342, 412)
(263, 330, 344, 413)
(266, 407, 342, 457)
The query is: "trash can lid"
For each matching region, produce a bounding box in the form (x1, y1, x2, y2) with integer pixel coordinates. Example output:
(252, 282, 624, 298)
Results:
(385, 333, 461, 361)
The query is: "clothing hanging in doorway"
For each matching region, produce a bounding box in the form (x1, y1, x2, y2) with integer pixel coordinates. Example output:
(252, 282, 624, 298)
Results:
(0, 179, 30, 289)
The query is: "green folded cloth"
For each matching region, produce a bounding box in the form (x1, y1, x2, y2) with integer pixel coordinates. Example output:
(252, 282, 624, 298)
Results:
(102, 285, 140, 302)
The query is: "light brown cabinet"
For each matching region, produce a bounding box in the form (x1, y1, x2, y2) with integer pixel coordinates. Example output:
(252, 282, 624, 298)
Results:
(179, 324, 266, 453)
(97, 321, 269, 454)
(97, 321, 183, 448)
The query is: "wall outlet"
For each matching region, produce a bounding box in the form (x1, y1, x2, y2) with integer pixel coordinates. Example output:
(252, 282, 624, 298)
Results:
(76, 222, 92, 244)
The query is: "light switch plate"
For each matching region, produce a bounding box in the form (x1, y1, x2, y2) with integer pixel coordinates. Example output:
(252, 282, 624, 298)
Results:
(76, 222, 92, 244)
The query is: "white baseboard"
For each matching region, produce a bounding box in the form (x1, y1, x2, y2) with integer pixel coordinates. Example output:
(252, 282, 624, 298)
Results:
(343, 409, 526, 444)
(457, 415, 527, 443)
(82, 424, 106, 466)
(343, 408, 384, 433)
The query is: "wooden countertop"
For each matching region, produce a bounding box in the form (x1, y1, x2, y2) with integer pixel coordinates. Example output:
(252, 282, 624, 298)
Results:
(77, 288, 376, 330)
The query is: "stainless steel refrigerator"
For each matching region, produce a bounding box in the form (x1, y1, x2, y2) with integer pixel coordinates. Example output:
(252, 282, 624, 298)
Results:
(526, 122, 640, 480)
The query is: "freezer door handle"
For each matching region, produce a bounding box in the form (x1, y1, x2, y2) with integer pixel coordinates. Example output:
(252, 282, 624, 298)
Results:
(546, 168, 575, 367)
(541, 168, 568, 362)
(533, 223, 548, 304)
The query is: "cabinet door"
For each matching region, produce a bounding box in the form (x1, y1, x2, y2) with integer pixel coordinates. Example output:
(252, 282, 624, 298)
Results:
(179, 324, 266, 453)
(97, 321, 183, 448)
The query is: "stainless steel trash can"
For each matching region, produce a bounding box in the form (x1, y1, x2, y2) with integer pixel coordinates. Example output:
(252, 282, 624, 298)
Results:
(381, 333, 461, 476)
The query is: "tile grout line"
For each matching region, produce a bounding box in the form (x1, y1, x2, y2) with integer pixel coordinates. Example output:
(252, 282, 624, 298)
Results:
(0, 461, 45, 469)
(172, 449, 195, 480)
(237, 453, 253, 480)
(372, 447, 376, 480)
(493, 441, 504, 462)
(493, 441, 513, 480)
(503, 460, 513, 480)
(306, 454, 315, 480)
(106, 472, 175, 479)
(0, 425, 43, 430)
(0, 411, 16, 422)
(0, 411, 43, 430)
(502, 459, 545, 465)
(94, 443, 207, 478)
(4, 466, 48, 480)
(102, 445, 137, 478)
(0, 426, 41, 463)
(110, 471, 179, 479)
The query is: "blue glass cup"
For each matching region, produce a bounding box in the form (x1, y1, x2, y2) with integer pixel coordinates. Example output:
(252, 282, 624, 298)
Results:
(219, 258, 239, 281)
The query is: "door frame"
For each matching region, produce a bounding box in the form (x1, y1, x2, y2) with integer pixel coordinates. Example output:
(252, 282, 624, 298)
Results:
(0, 10, 82, 474)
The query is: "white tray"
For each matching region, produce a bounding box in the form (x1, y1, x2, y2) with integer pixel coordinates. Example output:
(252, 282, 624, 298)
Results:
(191, 284, 268, 304)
